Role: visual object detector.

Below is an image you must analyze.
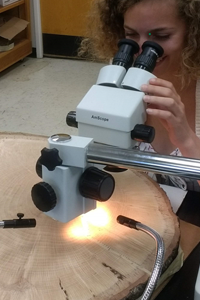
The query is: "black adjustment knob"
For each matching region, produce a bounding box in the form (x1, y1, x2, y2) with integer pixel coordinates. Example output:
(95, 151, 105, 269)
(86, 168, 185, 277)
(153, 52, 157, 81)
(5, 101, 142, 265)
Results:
(31, 182, 57, 212)
(66, 111, 78, 128)
(17, 213, 24, 219)
(131, 124, 155, 143)
(36, 157, 43, 178)
(40, 147, 63, 171)
(79, 167, 115, 201)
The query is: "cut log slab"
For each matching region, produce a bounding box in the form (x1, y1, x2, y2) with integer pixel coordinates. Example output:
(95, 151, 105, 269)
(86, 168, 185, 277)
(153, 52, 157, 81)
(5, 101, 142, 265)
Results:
(0, 133, 181, 300)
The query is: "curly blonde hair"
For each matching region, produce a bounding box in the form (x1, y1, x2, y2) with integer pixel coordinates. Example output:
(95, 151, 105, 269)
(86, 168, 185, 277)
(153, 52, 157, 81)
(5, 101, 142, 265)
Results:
(79, 0, 200, 82)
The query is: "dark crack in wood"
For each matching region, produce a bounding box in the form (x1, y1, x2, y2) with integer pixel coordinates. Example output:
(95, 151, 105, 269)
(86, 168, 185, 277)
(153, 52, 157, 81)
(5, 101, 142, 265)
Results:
(59, 278, 69, 300)
(102, 263, 126, 280)
(121, 282, 147, 300)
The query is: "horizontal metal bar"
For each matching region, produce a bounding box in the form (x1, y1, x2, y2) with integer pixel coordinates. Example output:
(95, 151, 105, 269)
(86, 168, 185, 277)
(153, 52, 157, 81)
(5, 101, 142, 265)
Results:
(87, 143, 200, 180)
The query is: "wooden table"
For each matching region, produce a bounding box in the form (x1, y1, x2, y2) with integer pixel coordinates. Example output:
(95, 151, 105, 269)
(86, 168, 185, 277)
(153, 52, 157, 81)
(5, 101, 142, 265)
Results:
(0, 133, 198, 300)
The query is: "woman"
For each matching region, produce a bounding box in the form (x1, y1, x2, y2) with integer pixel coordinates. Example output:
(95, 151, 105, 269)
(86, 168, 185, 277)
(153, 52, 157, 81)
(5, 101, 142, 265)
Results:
(79, 0, 200, 191)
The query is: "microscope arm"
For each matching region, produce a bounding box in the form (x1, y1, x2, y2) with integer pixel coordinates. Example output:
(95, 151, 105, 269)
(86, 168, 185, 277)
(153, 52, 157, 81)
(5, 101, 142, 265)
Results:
(87, 142, 200, 180)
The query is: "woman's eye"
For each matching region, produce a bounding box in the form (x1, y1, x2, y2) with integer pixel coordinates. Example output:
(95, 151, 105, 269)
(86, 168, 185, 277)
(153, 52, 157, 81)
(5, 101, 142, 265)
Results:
(155, 35, 170, 40)
(125, 32, 138, 38)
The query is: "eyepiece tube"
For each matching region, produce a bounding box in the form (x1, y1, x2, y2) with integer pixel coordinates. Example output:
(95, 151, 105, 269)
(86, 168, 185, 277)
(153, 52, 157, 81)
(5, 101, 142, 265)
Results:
(134, 41, 164, 72)
(112, 39, 140, 70)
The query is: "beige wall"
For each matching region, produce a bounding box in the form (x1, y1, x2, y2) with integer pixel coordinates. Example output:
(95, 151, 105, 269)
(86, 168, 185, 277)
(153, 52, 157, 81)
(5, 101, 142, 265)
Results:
(40, 0, 92, 36)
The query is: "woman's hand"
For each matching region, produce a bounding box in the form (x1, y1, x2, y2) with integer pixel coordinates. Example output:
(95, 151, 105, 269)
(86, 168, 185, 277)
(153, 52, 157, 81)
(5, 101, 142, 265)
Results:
(141, 78, 200, 158)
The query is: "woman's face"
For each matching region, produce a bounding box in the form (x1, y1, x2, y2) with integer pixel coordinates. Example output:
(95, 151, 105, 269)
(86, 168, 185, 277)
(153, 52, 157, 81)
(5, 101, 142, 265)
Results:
(123, 0, 187, 78)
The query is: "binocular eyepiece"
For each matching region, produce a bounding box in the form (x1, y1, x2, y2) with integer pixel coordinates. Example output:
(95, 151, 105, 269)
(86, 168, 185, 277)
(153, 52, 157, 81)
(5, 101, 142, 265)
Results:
(112, 39, 164, 73)
(112, 39, 139, 70)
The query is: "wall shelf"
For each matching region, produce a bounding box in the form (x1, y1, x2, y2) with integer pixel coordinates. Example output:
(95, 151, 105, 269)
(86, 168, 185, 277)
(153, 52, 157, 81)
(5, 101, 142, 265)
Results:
(0, 0, 25, 13)
(0, 0, 32, 72)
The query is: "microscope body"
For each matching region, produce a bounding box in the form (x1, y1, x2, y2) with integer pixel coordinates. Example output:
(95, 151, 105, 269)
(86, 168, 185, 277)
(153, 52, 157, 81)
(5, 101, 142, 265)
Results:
(31, 40, 163, 223)
(32, 65, 156, 223)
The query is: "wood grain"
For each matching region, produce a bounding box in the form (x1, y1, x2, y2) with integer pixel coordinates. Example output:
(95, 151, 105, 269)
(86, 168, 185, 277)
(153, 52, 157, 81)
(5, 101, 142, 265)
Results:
(0, 133, 181, 300)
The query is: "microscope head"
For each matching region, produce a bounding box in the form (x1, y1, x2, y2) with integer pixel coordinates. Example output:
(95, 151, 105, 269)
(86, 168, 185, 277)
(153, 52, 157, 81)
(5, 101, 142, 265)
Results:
(76, 40, 163, 149)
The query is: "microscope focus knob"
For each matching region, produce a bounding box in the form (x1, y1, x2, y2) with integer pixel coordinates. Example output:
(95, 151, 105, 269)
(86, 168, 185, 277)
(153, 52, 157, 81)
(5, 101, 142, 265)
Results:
(66, 111, 78, 128)
(39, 147, 63, 171)
(131, 124, 155, 143)
(79, 167, 115, 201)
(35, 157, 43, 178)
(31, 182, 57, 212)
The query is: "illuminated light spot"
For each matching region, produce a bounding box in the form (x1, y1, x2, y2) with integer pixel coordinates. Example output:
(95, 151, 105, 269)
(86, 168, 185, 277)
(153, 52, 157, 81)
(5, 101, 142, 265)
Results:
(68, 215, 90, 239)
(70, 225, 89, 238)
(149, 33, 151, 36)
(85, 207, 109, 227)
(65, 207, 110, 239)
